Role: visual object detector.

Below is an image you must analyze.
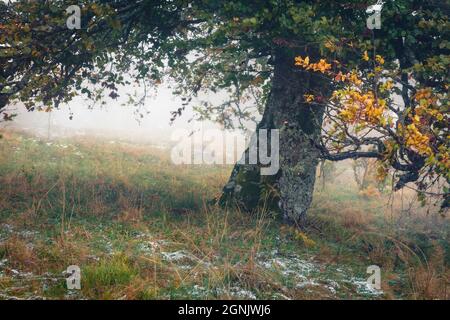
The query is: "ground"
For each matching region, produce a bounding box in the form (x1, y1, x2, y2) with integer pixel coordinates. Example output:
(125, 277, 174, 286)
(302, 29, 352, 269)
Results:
(0, 130, 448, 300)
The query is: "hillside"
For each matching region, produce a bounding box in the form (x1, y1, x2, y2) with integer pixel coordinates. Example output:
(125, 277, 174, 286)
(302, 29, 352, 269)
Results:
(0, 131, 448, 300)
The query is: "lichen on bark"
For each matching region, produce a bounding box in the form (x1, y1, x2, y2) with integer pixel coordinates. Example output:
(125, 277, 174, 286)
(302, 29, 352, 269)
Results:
(220, 48, 331, 224)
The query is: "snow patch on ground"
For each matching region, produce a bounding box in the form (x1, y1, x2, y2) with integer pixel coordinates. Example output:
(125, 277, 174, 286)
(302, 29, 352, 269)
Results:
(345, 277, 383, 296)
(188, 285, 257, 300)
(258, 253, 318, 277)
(257, 250, 383, 298)
(161, 250, 192, 262)
(136, 239, 169, 255)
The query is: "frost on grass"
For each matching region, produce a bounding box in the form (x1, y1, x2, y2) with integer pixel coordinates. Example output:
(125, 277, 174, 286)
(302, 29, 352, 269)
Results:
(188, 285, 257, 300)
(1, 223, 14, 235)
(136, 239, 169, 256)
(17, 230, 39, 239)
(0, 262, 61, 300)
(161, 250, 192, 262)
(257, 251, 383, 298)
(142, 244, 382, 299)
(0, 258, 7, 277)
(160, 250, 210, 268)
(226, 287, 257, 300)
(345, 277, 383, 296)
(1, 224, 39, 241)
(257, 252, 317, 277)
(96, 237, 114, 255)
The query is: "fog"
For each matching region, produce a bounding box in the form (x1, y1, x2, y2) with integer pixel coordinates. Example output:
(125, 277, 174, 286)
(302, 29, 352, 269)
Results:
(1, 83, 255, 146)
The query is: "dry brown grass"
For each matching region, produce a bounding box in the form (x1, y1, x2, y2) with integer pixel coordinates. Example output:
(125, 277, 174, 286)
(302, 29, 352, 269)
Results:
(0, 236, 37, 271)
(0, 130, 448, 300)
(116, 208, 144, 225)
(406, 244, 449, 299)
(340, 208, 374, 230)
(408, 266, 449, 299)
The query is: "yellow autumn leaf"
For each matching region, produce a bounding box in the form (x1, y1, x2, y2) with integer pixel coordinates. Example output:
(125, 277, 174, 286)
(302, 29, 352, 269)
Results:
(309, 59, 331, 73)
(295, 56, 310, 68)
(362, 50, 369, 61)
(375, 55, 385, 65)
(304, 94, 315, 103)
(324, 40, 336, 52)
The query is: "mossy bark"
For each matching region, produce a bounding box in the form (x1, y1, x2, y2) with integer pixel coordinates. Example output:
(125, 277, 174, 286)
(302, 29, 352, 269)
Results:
(220, 49, 331, 224)
(219, 92, 277, 211)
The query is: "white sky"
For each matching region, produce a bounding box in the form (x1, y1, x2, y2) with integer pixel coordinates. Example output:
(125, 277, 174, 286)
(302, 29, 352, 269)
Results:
(1, 82, 255, 146)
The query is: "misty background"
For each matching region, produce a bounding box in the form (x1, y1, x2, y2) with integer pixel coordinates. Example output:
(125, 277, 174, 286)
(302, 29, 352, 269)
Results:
(0, 81, 256, 148)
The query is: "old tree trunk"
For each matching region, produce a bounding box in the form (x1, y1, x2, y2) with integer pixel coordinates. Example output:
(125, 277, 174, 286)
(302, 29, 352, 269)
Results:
(220, 49, 331, 224)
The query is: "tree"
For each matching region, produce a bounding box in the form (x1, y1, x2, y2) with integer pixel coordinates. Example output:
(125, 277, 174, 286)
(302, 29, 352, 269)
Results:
(1, 0, 448, 224)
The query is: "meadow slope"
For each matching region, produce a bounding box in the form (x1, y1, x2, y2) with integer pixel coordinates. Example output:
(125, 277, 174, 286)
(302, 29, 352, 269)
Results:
(0, 130, 448, 300)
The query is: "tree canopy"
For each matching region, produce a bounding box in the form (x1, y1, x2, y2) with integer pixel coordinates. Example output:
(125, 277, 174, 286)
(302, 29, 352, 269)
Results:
(1, 0, 449, 212)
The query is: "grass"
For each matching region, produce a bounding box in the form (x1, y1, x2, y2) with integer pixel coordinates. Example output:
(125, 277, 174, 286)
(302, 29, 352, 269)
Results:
(0, 129, 448, 300)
